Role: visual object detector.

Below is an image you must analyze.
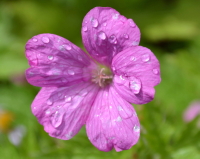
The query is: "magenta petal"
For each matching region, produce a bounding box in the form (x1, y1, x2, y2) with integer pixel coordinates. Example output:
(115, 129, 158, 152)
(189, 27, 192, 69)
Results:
(82, 7, 140, 66)
(25, 33, 97, 87)
(86, 85, 140, 152)
(112, 46, 161, 104)
(31, 82, 99, 140)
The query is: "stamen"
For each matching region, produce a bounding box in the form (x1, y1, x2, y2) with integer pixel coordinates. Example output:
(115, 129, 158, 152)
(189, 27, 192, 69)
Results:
(92, 68, 113, 87)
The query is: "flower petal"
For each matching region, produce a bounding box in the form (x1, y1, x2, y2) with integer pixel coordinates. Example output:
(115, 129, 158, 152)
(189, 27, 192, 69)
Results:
(82, 7, 140, 66)
(86, 85, 140, 152)
(112, 46, 161, 104)
(25, 33, 97, 87)
(31, 82, 99, 140)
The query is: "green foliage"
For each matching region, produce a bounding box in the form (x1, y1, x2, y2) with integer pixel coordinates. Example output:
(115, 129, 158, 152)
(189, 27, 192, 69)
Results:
(0, 0, 200, 158)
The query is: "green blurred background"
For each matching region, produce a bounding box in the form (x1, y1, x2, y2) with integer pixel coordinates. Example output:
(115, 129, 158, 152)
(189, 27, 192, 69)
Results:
(0, 0, 200, 158)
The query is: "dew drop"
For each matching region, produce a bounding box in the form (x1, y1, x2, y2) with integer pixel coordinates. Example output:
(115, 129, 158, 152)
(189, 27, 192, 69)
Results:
(142, 54, 150, 62)
(129, 78, 141, 94)
(42, 37, 50, 43)
(66, 132, 73, 139)
(130, 56, 136, 61)
(51, 110, 64, 128)
(116, 116, 122, 122)
(132, 41, 139, 46)
(61, 78, 67, 83)
(120, 75, 125, 80)
(47, 99, 53, 105)
(68, 69, 75, 75)
(98, 31, 106, 40)
(45, 110, 51, 115)
(82, 26, 88, 32)
(128, 19, 136, 28)
(133, 125, 140, 132)
(78, 55, 82, 61)
(109, 35, 117, 44)
(103, 22, 107, 27)
(32, 38, 38, 42)
(91, 18, 98, 28)
(65, 96, 72, 102)
(153, 69, 159, 75)
(48, 55, 54, 60)
(118, 106, 124, 111)
(65, 44, 72, 50)
(112, 13, 119, 19)
(123, 34, 129, 39)
(80, 90, 88, 96)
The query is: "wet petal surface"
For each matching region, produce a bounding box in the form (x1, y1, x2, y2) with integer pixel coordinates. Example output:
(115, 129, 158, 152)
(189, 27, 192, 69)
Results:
(86, 85, 140, 152)
(25, 33, 97, 87)
(82, 7, 140, 66)
(31, 82, 99, 140)
(112, 46, 161, 104)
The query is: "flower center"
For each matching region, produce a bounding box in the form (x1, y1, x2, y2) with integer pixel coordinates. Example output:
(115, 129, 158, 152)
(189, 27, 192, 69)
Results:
(92, 66, 113, 87)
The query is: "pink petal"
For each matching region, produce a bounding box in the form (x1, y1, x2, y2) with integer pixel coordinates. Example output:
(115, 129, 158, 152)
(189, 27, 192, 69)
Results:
(82, 7, 140, 66)
(112, 46, 161, 104)
(86, 85, 140, 152)
(31, 82, 99, 140)
(25, 33, 97, 87)
(183, 101, 200, 122)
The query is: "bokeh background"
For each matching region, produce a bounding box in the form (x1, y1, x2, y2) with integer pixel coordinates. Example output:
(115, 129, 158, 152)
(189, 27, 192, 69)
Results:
(0, 0, 200, 158)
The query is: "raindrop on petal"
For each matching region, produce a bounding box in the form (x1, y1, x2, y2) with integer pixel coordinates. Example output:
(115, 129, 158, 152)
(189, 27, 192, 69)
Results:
(98, 31, 106, 40)
(103, 22, 107, 27)
(129, 78, 141, 94)
(68, 69, 75, 75)
(91, 18, 98, 28)
(65, 96, 72, 102)
(130, 56, 136, 61)
(65, 44, 72, 50)
(48, 55, 54, 60)
(109, 35, 117, 44)
(128, 19, 136, 28)
(51, 110, 64, 128)
(42, 37, 50, 43)
(47, 99, 53, 105)
(82, 26, 88, 32)
(133, 125, 140, 132)
(132, 41, 139, 46)
(123, 34, 129, 39)
(32, 38, 38, 42)
(112, 13, 119, 19)
(45, 110, 51, 115)
(142, 54, 150, 62)
(152, 69, 159, 75)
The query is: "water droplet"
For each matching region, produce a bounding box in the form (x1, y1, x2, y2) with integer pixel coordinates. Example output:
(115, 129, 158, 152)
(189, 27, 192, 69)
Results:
(66, 132, 73, 139)
(68, 69, 75, 75)
(48, 55, 54, 60)
(130, 56, 136, 61)
(78, 55, 82, 61)
(132, 41, 139, 46)
(42, 37, 50, 43)
(112, 13, 119, 19)
(65, 96, 72, 102)
(80, 90, 88, 96)
(133, 125, 140, 132)
(65, 44, 72, 50)
(61, 78, 67, 83)
(116, 116, 122, 122)
(118, 106, 124, 111)
(51, 110, 64, 128)
(103, 22, 107, 27)
(85, 21, 88, 24)
(112, 66, 116, 71)
(128, 19, 136, 28)
(82, 26, 87, 32)
(120, 75, 125, 80)
(129, 79, 141, 94)
(59, 45, 65, 51)
(32, 38, 37, 42)
(45, 110, 51, 115)
(109, 35, 117, 44)
(98, 31, 106, 40)
(47, 99, 53, 105)
(142, 54, 150, 62)
(153, 69, 159, 75)
(123, 34, 129, 39)
(91, 18, 98, 28)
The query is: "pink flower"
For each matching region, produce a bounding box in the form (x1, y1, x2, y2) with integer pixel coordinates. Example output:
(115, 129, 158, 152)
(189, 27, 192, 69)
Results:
(183, 101, 200, 122)
(25, 7, 161, 152)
